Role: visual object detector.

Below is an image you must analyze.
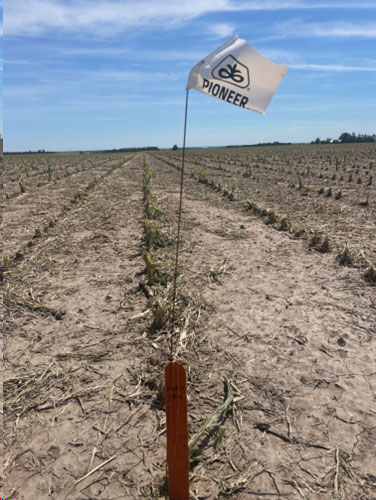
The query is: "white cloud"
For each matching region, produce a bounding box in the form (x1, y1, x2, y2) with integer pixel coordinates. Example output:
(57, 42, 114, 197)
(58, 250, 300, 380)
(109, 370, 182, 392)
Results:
(4, 0, 232, 36)
(207, 23, 235, 38)
(4, 59, 35, 65)
(5, 94, 185, 112)
(91, 69, 182, 84)
(64, 47, 207, 62)
(292, 63, 376, 71)
(5, 84, 55, 99)
(4, 0, 376, 36)
(4, 66, 184, 102)
(241, 1, 376, 9)
(272, 20, 376, 39)
(257, 48, 302, 65)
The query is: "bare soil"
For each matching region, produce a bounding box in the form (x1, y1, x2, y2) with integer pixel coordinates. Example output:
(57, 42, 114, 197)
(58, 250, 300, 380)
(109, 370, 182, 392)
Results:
(2, 149, 376, 499)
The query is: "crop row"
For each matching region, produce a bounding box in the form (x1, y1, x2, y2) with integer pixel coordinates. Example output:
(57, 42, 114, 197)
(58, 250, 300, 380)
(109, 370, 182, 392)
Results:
(2, 153, 134, 260)
(164, 146, 375, 207)
(4, 153, 125, 197)
(150, 151, 375, 286)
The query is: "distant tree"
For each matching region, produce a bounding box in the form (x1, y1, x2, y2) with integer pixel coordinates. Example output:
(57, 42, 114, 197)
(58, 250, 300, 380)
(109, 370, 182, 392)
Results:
(172, 144, 178, 151)
(339, 132, 356, 143)
(315, 137, 321, 144)
(339, 132, 376, 143)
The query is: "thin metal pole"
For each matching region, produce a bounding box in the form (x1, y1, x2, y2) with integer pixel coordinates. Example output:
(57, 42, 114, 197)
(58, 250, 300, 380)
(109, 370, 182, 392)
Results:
(170, 89, 189, 360)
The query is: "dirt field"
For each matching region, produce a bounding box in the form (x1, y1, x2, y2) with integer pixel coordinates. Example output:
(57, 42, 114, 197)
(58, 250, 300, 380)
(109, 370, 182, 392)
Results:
(2, 147, 376, 499)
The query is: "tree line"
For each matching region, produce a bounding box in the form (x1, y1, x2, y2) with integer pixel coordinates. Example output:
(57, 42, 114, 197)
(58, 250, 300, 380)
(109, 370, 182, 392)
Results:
(313, 133, 376, 144)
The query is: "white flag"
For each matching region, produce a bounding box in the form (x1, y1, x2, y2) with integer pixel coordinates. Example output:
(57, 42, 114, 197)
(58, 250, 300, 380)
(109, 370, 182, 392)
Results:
(186, 35, 288, 115)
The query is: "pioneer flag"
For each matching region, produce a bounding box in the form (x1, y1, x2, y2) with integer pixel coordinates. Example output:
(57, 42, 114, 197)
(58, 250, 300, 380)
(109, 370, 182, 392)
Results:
(186, 35, 288, 114)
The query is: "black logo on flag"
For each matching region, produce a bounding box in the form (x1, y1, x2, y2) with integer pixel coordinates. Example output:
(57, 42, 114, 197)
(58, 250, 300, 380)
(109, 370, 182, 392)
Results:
(212, 55, 250, 89)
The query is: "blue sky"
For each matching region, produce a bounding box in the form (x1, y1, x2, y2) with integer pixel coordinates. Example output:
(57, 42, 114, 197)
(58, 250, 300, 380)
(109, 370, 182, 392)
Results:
(3, 1, 376, 151)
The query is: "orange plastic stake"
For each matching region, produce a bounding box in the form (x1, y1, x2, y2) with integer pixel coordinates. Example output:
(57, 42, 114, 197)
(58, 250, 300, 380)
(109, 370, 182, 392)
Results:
(165, 361, 189, 500)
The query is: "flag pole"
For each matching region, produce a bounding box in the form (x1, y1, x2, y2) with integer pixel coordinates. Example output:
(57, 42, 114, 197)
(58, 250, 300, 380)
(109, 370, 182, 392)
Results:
(170, 89, 189, 360)
(165, 90, 190, 500)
